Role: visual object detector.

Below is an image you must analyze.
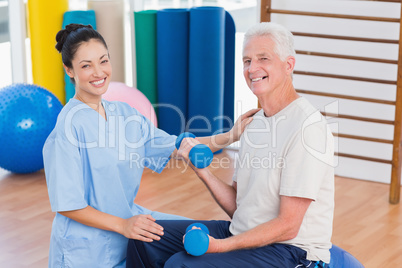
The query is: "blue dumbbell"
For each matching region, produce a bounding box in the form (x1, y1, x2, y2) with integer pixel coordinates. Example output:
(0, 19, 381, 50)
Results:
(184, 223, 210, 256)
(175, 132, 213, 169)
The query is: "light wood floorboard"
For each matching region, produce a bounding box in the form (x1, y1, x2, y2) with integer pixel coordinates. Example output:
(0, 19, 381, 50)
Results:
(0, 149, 401, 267)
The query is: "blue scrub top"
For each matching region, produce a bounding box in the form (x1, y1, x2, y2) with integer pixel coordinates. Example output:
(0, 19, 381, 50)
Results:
(43, 99, 182, 267)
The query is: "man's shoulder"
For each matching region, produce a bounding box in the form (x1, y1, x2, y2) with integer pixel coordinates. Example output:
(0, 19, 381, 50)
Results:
(286, 97, 328, 128)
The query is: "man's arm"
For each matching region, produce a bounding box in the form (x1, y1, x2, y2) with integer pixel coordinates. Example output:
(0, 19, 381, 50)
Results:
(207, 195, 313, 253)
(174, 108, 259, 217)
(192, 168, 238, 218)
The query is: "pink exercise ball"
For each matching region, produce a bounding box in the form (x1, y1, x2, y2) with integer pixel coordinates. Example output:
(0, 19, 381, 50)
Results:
(103, 81, 157, 127)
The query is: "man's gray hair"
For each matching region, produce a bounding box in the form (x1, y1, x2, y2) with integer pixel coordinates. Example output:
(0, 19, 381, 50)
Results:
(243, 22, 296, 61)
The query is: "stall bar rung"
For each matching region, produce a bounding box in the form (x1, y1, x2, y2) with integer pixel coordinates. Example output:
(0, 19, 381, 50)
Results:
(268, 8, 400, 23)
(296, 89, 396, 105)
(294, 70, 397, 85)
(336, 152, 392, 164)
(296, 50, 398, 64)
(321, 112, 395, 125)
(292, 32, 399, 44)
(333, 133, 394, 144)
(365, 0, 401, 3)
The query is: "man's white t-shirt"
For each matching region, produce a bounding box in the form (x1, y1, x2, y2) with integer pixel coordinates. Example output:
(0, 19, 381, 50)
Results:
(229, 97, 334, 263)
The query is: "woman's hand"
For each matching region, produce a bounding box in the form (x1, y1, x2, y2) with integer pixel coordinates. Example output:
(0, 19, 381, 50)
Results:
(176, 137, 200, 165)
(230, 108, 261, 142)
(120, 214, 164, 242)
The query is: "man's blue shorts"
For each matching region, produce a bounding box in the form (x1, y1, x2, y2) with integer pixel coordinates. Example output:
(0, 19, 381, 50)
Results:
(126, 220, 328, 268)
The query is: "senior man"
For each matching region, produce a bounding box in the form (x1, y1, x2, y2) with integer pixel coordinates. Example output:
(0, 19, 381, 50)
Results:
(126, 22, 334, 268)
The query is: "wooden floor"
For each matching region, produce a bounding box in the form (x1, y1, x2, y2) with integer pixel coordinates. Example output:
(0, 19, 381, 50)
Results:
(0, 149, 401, 267)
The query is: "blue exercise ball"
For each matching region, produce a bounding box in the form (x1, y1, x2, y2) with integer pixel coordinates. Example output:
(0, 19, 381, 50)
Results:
(0, 84, 63, 174)
(329, 245, 364, 268)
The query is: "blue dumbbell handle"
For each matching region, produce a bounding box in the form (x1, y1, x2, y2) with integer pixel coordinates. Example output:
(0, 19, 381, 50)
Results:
(184, 223, 210, 256)
(186, 223, 210, 234)
(176, 132, 213, 169)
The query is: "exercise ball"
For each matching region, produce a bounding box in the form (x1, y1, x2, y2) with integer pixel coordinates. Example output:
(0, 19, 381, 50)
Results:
(329, 245, 364, 268)
(0, 84, 63, 174)
(103, 81, 158, 126)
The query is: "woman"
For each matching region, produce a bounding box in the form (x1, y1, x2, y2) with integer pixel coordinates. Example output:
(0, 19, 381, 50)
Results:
(43, 24, 258, 267)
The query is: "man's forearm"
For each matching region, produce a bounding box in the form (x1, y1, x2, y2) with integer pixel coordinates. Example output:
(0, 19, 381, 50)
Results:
(206, 218, 298, 254)
(196, 169, 237, 218)
(210, 196, 313, 253)
(217, 217, 297, 252)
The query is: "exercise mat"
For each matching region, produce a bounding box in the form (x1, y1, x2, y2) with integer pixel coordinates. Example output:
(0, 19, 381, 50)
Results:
(188, 6, 226, 137)
(135, 10, 158, 106)
(156, 9, 189, 135)
(27, 0, 68, 104)
(223, 11, 236, 132)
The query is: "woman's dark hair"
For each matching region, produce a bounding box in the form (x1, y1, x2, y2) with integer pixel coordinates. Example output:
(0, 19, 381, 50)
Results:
(55, 23, 108, 69)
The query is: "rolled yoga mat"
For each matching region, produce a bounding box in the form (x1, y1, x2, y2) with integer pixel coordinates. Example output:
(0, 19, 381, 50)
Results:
(27, 0, 68, 104)
(62, 10, 97, 103)
(88, 0, 125, 83)
(188, 7, 226, 137)
(156, 9, 189, 136)
(223, 11, 236, 132)
(135, 10, 158, 106)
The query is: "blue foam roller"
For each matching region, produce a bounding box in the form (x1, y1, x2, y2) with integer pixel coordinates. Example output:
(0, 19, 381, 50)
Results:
(185, 223, 210, 235)
(184, 228, 210, 256)
(223, 11, 236, 132)
(157, 9, 189, 136)
(62, 10, 97, 103)
(188, 6, 225, 137)
(329, 245, 364, 268)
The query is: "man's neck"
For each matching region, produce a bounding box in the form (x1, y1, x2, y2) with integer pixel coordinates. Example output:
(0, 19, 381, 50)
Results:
(258, 80, 299, 117)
